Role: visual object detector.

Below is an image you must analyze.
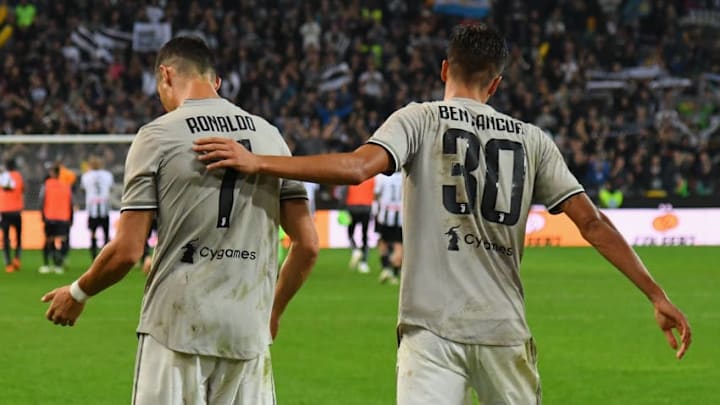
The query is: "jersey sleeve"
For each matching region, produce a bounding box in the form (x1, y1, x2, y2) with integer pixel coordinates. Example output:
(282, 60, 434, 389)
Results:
(367, 103, 428, 173)
(121, 125, 163, 211)
(280, 179, 308, 200)
(532, 130, 584, 214)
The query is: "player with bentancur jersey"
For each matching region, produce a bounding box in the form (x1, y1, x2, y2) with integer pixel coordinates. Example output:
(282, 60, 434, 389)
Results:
(192, 24, 691, 404)
(41, 37, 318, 404)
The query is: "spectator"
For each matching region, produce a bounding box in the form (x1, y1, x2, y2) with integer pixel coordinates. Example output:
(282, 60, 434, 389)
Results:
(694, 152, 716, 196)
(585, 154, 611, 195)
(0, 0, 717, 210)
(646, 155, 669, 196)
(299, 14, 321, 51)
(358, 58, 384, 102)
(599, 182, 624, 208)
(15, 0, 36, 29)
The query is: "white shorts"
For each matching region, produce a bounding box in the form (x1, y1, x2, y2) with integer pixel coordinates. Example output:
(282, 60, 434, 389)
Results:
(397, 326, 541, 405)
(132, 334, 275, 405)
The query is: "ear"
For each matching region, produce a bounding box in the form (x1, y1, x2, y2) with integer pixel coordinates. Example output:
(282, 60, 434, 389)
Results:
(159, 65, 172, 87)
(486, 75, 503, 98)
(214, 75, 222, 91)
(440, 60, 449, 83)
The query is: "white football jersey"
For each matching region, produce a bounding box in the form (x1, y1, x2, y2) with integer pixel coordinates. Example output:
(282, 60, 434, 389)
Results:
(81, 169, 114, 218)
(374, 172, 403, 227)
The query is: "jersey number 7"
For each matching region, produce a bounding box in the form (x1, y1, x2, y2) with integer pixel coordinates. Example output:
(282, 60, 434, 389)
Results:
(217, 139, 252, 228)
(442, 128, 525, 226)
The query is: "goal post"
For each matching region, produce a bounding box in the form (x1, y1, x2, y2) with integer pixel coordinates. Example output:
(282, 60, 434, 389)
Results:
(0, 134, 135, 144)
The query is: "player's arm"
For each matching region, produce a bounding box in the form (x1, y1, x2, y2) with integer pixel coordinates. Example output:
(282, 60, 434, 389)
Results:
(193, 103, 425, 184)
(194, 141, 391, 185)
(271, 198, 319, 339)
(41, 208, 154, 327)
(75, 210, 153, 294)
(0, 171, 15, 190)
(69, 189, 75, 223)
(39, 184, 46, 221)
(560, 193, 691, 359)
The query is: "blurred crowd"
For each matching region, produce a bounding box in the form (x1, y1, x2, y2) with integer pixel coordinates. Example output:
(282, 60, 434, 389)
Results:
(1, 0, 719, 208)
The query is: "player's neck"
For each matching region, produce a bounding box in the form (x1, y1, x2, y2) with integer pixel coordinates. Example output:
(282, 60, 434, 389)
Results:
(443, 82, 489, 104)
(178, 80, 221, 104)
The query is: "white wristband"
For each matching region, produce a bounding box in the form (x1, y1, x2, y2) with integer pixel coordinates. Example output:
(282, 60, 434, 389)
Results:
(70, 280, 89, 303)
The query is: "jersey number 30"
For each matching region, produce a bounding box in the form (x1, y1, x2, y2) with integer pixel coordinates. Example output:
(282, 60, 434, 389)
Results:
(442, 128, 525, 225)
(217, 139, 252, 228)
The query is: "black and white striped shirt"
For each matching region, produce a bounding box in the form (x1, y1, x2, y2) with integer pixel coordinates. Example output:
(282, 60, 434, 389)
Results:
(81, 169, 114, 218)
(374, 172, 403, 227)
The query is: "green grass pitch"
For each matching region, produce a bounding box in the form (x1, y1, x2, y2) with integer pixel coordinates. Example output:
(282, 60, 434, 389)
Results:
(0, 247, 718, 404)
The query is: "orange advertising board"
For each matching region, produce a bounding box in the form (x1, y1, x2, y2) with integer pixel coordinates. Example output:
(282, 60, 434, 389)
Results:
(1, 210, 335, 250)
(523, 208, 588, 247)
(522, 206, 718, 247)
(0, 211, 46, 250)
(3, 207, 718, 250)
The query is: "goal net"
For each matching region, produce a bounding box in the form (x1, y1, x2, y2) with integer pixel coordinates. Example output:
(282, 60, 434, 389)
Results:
(0, 134, 137, 250)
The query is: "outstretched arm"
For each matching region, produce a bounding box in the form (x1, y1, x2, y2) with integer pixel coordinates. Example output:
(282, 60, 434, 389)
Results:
(193, 139, 391, 185)
(271, 199, 319, 339)
(560, 193, 691, 359)
(41, 210, 154, 326)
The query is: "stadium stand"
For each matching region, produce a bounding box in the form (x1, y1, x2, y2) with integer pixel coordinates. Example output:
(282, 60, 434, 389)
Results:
(1, 0, 718, 208)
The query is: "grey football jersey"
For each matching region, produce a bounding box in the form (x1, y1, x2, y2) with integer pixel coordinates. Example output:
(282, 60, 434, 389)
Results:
(368, 98, 583, 345)
(122, 98, 307, 359)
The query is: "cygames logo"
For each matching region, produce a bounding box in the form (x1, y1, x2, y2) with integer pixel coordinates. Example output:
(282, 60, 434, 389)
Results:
(180, 239, 257, 264)
(444, 226, 514, 256)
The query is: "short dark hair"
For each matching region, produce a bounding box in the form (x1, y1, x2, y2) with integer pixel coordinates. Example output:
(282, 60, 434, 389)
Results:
(155, 36, 216, 77)
(49, 164, 60, 177)
(447, 24, 509, 87)
(5, 158, 16, 171)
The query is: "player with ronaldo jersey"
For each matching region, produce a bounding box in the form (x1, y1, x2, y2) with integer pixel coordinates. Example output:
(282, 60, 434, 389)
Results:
(81, 156, 114, 259)
(193, 24, 691, 404)
(41, 37, 318, 404)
